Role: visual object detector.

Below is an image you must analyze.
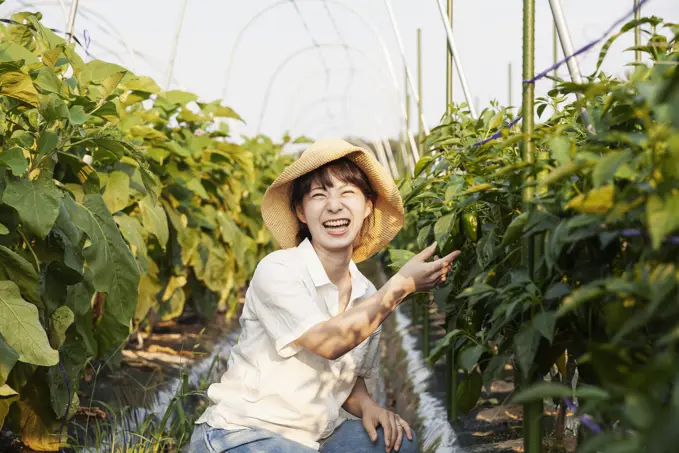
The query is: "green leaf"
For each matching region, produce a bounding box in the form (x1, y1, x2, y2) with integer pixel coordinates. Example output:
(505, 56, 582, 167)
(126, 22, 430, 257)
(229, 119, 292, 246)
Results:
(482, 354, 509, 390)
(0, 147, 29, 175)
(62, 195, 140, 348)
(434, 212, 457, 246)
(0, 62, 38, 106)
(0, 245, 40, 305)
(139, 196, 169, 249)
(33, 67, 62, 94)
(500, 212, 528, 247)
(427, 329, 464, 366)
(557, 285, 605, 317)
(0, 41, 40, 65)
(0, 223, 7, 235)
(387, 248, 415, 271)
(0, 281, 59, 366)
(49, 306, 74, 350)
(163, 90, 198, 105)
(40, 94, 70, 122)
(459, 344, 484, 372)
(511, 382, 610, 404)
(68, 105, 89, 125)
(533, 311, 556, 343)
(2, 169, 63, 239)
(0, 334, 19, 386)
(592, 150, 633, 187)
(37, 130, 58, 160)
(456, 370, 483, 413)
(514, 326, 540, 378)
(102, 171, 130, 213)
(414, 156, 433, 176)
(121, 76, 160, 93)
(646, 193, 679, 250)
(115, 214, 149, 273)
(565, 185, 615, 214)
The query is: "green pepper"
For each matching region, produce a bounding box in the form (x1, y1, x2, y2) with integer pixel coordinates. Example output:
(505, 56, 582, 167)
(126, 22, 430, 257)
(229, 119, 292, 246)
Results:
(462, 212, 479, 242)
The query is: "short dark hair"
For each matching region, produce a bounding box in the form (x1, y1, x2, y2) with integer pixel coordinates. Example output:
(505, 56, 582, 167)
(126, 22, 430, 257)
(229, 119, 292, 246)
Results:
(290, 157, 377, 245)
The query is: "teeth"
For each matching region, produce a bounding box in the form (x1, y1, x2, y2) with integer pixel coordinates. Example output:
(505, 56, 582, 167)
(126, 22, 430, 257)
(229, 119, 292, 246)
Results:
(324, 219, 350, 227)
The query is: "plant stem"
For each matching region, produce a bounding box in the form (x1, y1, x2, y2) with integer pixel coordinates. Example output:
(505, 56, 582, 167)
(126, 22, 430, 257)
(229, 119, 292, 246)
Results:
(18, 229, 40, 271)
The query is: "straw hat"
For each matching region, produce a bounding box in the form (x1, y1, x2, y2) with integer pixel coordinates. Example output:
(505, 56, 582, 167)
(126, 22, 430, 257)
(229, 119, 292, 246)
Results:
(261, 139, 404, 263)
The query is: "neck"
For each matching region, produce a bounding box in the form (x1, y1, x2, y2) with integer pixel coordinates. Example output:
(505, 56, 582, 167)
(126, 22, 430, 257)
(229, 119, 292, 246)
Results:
(310, 241, 352, 286)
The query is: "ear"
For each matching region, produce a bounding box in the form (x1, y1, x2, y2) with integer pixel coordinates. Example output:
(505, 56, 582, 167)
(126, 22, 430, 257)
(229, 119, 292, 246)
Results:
(296, 204, 307, 224)
(363, 198, 373, 220)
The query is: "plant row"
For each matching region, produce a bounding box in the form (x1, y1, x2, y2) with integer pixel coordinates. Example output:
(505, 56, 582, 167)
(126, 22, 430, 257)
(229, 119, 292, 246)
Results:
(0, 10, 299, 450)
(388, 17, 679, 451)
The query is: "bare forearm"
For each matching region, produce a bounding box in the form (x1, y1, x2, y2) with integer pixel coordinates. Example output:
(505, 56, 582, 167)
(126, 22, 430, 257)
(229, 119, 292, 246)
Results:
(342, 377, 375, 418)
(295, 278, 410, 360)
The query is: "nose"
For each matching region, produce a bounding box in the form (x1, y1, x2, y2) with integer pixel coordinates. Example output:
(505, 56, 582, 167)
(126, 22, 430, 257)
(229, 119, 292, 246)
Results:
(325, 194, 344, 212)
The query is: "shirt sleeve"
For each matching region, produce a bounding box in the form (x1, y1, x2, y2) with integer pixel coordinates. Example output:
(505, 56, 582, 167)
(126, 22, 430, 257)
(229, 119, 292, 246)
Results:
(250, 258, 328, 358)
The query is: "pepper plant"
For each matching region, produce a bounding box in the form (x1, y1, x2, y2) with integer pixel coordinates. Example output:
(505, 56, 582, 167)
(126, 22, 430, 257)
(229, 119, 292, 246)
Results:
(389, 17, 679, 451)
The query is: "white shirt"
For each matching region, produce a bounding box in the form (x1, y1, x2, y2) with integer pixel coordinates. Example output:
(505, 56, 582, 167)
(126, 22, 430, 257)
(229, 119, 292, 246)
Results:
(196, 239, 382, 450)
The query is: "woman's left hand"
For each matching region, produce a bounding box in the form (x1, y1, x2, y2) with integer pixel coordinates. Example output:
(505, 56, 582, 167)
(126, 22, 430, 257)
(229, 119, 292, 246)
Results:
(361, 401, 413, 452)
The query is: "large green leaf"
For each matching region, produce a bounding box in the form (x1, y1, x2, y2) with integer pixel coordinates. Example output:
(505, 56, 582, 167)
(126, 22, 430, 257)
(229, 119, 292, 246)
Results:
(0, 246, 40, 305)
(62, 195, 140, 333)
(0, 281, 59, 366)
(139, 196, 169, 249)
(2, 169, 63, 239)
(0, 147, 29, 175)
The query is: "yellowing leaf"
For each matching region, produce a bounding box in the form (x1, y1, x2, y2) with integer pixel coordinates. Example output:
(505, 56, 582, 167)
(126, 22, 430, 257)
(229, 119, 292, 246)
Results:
(49, 306, 74, 350)
(565, 185, 614, 214)
(0, 62, 38, 106)
(102, 171, 130, 213)
(0, 281, 59, 366)
(646, 192, 679, 250)
(139, 196, 169, 249)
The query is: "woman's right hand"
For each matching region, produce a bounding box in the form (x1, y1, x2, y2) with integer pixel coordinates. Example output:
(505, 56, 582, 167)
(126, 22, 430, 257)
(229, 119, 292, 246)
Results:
(391, 243, 461, 297)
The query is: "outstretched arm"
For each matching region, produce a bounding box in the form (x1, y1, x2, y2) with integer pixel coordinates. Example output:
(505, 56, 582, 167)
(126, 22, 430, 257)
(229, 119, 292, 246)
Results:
(294, 245, 460, 360)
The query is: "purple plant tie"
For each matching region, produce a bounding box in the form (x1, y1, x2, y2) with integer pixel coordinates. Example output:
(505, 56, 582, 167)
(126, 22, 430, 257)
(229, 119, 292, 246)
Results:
(83, 29, 91, 50)
(564, 397, 603, 433)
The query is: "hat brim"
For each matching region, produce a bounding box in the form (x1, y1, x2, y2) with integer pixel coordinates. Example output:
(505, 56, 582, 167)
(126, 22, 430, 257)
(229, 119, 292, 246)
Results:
(261, 139, 404, 263)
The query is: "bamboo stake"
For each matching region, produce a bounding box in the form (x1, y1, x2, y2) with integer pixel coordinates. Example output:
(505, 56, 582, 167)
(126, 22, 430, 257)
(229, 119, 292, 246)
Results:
(522, 1, 542, 452)
(417, 28, 430, 359)
(166, 0, 189, 91)
(445, 0, 453, 110)
(634, 0, 641, 63)
(66, 0, 80, 44)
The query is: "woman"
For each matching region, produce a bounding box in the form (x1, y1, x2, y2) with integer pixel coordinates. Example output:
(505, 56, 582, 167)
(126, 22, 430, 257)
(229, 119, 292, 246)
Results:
(191, 139, 460, 453)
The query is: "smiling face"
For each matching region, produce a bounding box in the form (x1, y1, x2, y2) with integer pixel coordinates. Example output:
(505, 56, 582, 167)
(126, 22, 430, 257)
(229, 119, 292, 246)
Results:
(291, 158, 375, 256)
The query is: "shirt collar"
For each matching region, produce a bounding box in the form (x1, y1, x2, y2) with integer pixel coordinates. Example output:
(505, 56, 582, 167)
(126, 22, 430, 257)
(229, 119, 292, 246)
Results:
(297, 239, 368, 297)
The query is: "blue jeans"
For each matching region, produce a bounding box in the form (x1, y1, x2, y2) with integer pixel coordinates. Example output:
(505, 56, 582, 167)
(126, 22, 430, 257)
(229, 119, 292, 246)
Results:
(189, 419, 419, 453)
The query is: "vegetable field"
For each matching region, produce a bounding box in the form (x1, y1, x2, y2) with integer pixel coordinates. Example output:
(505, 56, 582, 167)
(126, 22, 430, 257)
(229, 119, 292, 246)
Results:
(1, 2, 678, 453)
(388, 15, 679, 453)
(0, 10, 300, 450)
